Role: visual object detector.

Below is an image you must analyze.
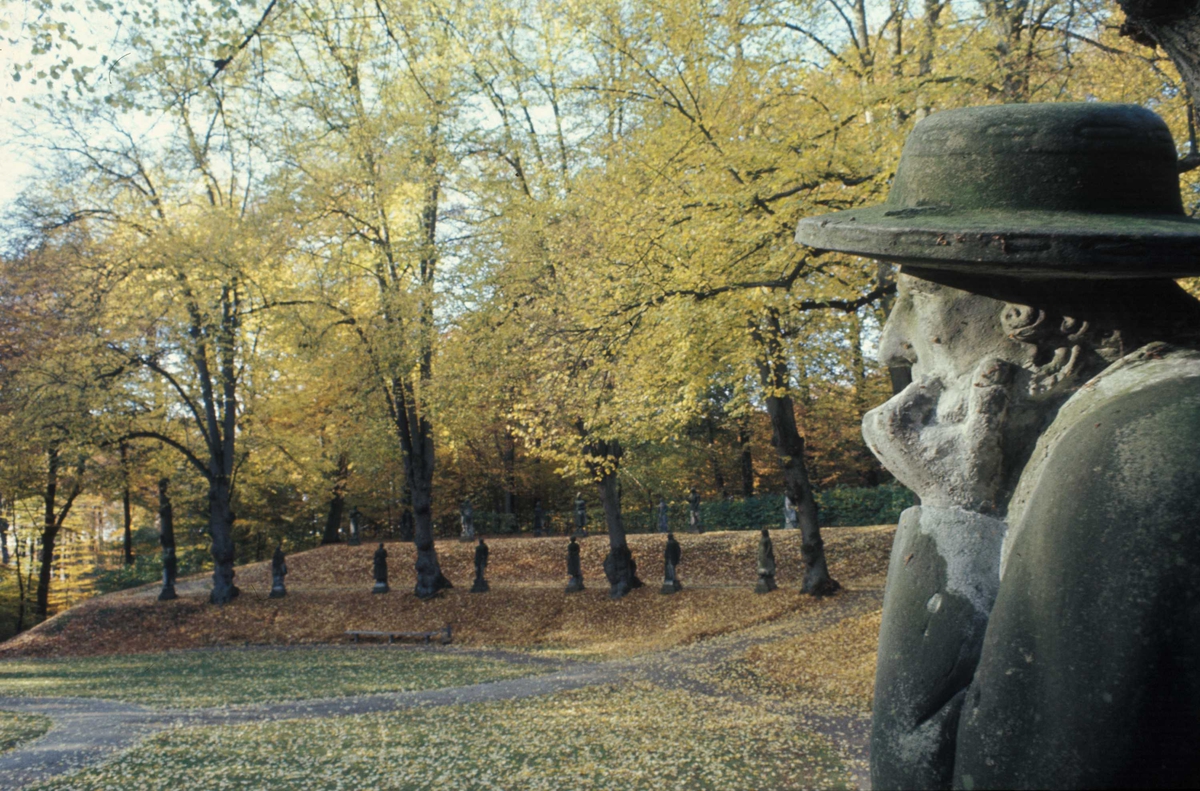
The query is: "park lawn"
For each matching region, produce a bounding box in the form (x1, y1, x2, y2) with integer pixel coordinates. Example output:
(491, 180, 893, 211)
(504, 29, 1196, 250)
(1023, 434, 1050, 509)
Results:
(0, 647, 546, 709)
(32, 683, 854, 791)
(0, 710, 52, 754)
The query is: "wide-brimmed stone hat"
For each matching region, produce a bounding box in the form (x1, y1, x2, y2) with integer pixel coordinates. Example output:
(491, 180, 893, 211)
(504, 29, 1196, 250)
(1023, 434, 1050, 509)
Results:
(794, 102, 1200, 278)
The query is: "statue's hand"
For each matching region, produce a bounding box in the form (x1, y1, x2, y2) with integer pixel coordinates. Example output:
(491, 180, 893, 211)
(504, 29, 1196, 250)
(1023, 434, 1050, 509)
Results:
(863, 358, 1015, 512)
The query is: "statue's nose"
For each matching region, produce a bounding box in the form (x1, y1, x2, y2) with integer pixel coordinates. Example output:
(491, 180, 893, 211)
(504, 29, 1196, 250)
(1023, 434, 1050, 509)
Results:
(878, 307, 917, 368)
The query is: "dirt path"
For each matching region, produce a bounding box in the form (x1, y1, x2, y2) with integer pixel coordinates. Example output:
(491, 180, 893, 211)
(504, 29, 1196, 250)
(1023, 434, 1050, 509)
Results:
(0, 588, 881, 790)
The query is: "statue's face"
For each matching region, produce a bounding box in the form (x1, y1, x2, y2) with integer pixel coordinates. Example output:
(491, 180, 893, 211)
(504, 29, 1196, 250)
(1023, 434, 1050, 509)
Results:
(864, 273, 1041, 513)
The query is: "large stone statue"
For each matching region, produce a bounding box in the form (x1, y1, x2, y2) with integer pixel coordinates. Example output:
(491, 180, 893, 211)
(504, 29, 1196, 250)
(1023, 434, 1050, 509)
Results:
(657, 496, 669, 533)
(372, 543, 389, 594)
(686, 488, 702, 533)
(533, 499, 545, 537)
(573, 493, 587, 536)
(157, 478, 178, 602)
(755, 529, 776, 594)
(460, 499, 475, 541)
(269, 543, 287, 599)
(471, 537, 490, 593)
(795, 102, 1200, 790)
(348, 507, 362, 546)
(660, 532, 682, 594)
(565, 536, 584, 592)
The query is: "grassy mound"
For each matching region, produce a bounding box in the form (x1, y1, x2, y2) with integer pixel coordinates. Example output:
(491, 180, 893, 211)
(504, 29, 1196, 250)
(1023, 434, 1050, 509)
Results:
(1, 527, 893, 660)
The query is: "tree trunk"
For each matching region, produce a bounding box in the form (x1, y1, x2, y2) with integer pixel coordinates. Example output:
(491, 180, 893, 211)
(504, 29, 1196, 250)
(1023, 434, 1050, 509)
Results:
(502, 430, 516, 520)
(321, 453, 348, 544)
(208, 475, 239, 604)
(738, 423, 754, 497)
(590, 438, 641, 599)
(120, 442, 134, 566)
(1118, 1, 1200, 113)
(35, 445, 83, 621)
(754, 312, 839, 596)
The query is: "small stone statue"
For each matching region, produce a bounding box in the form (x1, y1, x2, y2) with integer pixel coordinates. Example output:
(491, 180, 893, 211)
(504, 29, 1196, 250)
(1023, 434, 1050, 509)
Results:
(533, 499, 545, 537)
(399, 508, 415, 542)
(372, 543, 389, 593)
(755, 529, 776, 594)
(573, 493, 587, 536)
(348, 507, 363, 546)
(565, 536, 584, 592)
(269, 543, 288, 598)
(657, 496, 669, 533)
(661, 532, 682, 594)
(460, 499, 475, 541)
(471, 537, 490, 593)
(687, 488, 702, 533)
(783, 496, 799, 530)
(158, 478, 178, 602)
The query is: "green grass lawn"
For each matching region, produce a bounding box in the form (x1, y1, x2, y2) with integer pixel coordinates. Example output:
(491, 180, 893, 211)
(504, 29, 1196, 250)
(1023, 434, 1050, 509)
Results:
(32, 683, 852, 791)
(0, 647, 545, 709)
(0, 709, 52, 754)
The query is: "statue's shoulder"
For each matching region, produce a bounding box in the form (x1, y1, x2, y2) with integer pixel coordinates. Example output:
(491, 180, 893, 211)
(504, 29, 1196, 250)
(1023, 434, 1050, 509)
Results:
(1008, 348, 1200, 580)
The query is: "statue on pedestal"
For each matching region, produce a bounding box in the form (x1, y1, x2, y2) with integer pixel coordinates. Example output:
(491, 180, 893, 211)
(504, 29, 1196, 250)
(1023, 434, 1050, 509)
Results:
(269, 543, 287, 598)
(471, 537, 490, 593)
(460, 499, 475, 541)
(565, 536, 584, 592)
(783, 496, 798, 530)
(660, 532, 682, 594)
(347, 507, 362, 546)
(573, 493, 587, 537)
(372, 543, 389, 594)
(533, 499, 545, 537)
(795, 102, 1200, 790)
(657, 496, 669, 533)
(686, 488, 702, 533)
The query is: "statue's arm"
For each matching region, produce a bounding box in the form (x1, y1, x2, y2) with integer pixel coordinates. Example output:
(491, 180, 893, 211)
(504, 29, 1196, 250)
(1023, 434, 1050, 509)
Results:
(954, 383, 1200, 789)
(870, 505, 1005, 791)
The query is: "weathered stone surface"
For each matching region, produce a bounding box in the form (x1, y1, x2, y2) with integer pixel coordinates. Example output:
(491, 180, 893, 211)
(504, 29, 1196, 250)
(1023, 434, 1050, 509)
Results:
(870, 506, 1004, 790)
(348, 507, 363, 547)
(794, 104, 1200, 279)
(460, 500, 475, 541)
(687, 489, 702, 534)
(755, 530, 777, 594)
(565, 537, 584, 592)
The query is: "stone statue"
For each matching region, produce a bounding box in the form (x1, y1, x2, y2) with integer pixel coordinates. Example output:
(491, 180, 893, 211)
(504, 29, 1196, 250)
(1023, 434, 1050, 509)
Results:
(573, 493, 587, 536)
(533, 499, 545, 537)
(565, 536, 584, 592)
(157, 478, 178, 601)
(686, 488, 702, 533)
(660, 532, 682, 594)
(795, 102, 1200, 790)
(755, 529, 776, 594)
(657, 496, 669, 533)
(348, 507, 363, 546)
(269, 543, 287, 598)
(471, 537, 490, 593)
(372, 543, 389, 594)
(783, 496, 798, 530)
(460, 499, 475, 541)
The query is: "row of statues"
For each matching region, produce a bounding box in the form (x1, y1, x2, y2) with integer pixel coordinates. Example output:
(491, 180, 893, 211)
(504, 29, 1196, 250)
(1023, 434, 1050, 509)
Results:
(262, 529, 785, 601)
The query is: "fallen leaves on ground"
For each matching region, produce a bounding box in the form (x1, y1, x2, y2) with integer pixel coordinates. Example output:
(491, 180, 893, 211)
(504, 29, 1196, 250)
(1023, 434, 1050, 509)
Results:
(32, 684, 854, 791)
(1, 526, 894, 660)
